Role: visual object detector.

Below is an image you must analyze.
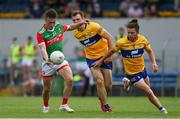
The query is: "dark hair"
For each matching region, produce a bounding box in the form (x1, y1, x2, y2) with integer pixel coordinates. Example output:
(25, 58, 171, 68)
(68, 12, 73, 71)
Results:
(44, 8, 57, 19)
(71, 10, 84, 18)
(126, 19, 139, 32)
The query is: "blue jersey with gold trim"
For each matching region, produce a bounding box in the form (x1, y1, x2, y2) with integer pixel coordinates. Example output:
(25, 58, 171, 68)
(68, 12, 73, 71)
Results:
(114, 34, 151, 75)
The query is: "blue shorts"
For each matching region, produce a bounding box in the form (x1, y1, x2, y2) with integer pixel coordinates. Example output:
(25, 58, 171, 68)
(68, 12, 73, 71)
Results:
(126, 68, 148, 84)
(86, 58, 112, 70)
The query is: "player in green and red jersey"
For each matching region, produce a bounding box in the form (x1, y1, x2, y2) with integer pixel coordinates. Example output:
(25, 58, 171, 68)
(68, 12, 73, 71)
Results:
(36, 8, 88, 113)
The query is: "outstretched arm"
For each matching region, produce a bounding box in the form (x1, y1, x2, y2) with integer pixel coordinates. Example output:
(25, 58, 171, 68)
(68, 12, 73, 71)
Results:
(68, 19, 89, 31)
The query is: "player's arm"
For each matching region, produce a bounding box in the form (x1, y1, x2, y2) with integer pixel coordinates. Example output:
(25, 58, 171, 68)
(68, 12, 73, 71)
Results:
(93, 40, 121, 67)
(68, 19, 89, 31)
(93, 47, 116, 67)
(36, 33, 52, 65)
(145, 43, 158, 72)
(98, 27, 113, 50)
(39, 44, 48, 61)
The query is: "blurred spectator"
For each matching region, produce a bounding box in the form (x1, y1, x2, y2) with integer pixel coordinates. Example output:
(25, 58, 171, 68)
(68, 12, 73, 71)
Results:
(175, 0, 180, 12)
(115, 27, 125, 41)
(9, 37, 22, 66)
(22, 59, 42, 96)
(73, 46, 95, 96)
(86, 4, 93, 18)
(90, 0, 103, 18)
(91, 2, 103, 18)
(29, 0, 44, 18)
(128, 2, 143, 17)
(113, 27, 125, 75)
(64, 0, 79, 18)
(57, 0, 66, 15)
(118, 0, 130, 17)
(144, 4, 159, 17)
(9, 37, 22, 85)
(24, 7, 33, 19)
(46, 0, 58, 8)
(21, 36, 38, 85)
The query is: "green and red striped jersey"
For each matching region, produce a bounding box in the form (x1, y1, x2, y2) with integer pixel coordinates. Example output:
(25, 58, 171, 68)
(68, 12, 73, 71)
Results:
(36, 22, 69, 57)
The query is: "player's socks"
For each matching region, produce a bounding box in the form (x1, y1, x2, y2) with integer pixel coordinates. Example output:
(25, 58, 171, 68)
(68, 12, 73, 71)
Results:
(62, 98, 68, 105)
(98, 97, 105, 112)
(44, 100, 49, 107)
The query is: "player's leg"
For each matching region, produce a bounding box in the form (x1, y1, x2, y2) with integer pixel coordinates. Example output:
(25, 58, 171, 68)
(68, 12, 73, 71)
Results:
(91, 67, 107, 103)
(144, 76, 150, 86)
(42, 76, 53, 113)
(41, 61, 55, 113)
(134, 79, 167, 114)
(101, 68, 112, 94)
(101, 68, 112, 112)
(58, 65, 74, 112)
(91, 67, 112, 112)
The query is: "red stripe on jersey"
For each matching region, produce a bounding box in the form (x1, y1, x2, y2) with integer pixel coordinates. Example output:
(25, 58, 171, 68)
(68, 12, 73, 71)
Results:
(37, 32, 44, 45)
(63, 24, 69, 31)
(45, 34, 63, 47)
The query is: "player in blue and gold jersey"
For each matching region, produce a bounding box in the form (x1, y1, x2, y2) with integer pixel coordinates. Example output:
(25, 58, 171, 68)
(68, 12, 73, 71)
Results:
(72, 11, 113, 112)
(93, 19, 168, 114)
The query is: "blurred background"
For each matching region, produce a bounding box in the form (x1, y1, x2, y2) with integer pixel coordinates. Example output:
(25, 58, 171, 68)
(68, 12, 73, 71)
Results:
(0, 0, 180, 97)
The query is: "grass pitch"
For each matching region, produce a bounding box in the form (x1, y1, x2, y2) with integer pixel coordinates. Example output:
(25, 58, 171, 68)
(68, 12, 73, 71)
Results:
(0, 96, 179, 118)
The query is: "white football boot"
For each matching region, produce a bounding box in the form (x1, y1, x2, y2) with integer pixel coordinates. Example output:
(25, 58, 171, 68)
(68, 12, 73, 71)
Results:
(43, 106, 49, 113)
(59, 104, 74, 113)
(160, 107, 168, 114)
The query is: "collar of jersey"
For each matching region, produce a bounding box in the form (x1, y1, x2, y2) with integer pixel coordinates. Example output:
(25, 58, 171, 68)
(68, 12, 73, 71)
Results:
(47, 26, 55, 32)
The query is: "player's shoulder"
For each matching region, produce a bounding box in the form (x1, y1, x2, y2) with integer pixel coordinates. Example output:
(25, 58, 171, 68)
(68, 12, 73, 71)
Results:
(138, 34, 147, 40)
(90, 21, 99, 25)
(37, 27, 46, 34)
(54, 22, 64, 29)
(116, 36, 127, 44)
(88, 21, 100, 28)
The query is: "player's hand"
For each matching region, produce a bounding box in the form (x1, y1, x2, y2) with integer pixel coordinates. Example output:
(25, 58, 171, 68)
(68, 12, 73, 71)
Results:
(82, 19, 89, 25)
(45, 59, 53, 66)
(152, 63, 158, 72)
(92, 59, 103, 67)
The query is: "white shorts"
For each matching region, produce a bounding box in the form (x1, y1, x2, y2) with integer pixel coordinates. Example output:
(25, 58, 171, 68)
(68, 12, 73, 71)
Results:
(22, 59, 33, 67)
(75, 61, 91, 77)
(41, 60, 69, 78)
(75, 61, 94, 85)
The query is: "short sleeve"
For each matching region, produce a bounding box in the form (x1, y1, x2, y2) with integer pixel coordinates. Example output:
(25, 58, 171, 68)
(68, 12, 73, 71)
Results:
(62, 24, 70, 32)
(114, 40, 121, 52)
(92, 22, 105, 36)
(144, 37, 151, 51)
(36, 32, 44, 45)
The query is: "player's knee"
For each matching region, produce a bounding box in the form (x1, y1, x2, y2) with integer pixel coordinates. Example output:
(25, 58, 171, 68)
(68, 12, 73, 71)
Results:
(66, 77, 73, 86)
(96, 79, 104, 87)
(146, 89, 154, 97)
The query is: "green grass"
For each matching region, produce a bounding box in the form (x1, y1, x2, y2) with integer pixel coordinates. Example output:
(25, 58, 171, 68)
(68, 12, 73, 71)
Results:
(0, 96, 179, 118)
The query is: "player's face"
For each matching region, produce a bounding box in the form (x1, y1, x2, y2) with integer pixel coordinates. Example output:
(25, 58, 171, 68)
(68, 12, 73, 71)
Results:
(45, 18, 56, 30)
(72, 14, 83, 23)
(127, 28, 138, 41)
